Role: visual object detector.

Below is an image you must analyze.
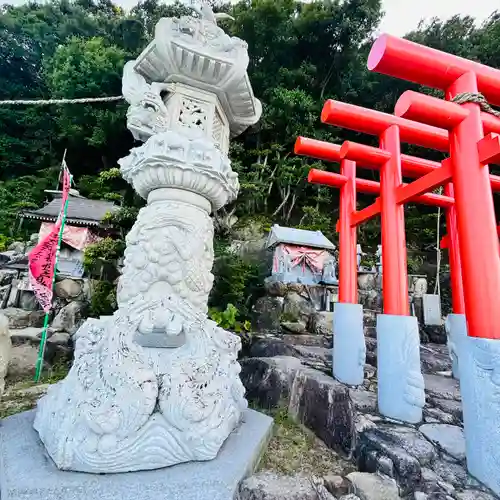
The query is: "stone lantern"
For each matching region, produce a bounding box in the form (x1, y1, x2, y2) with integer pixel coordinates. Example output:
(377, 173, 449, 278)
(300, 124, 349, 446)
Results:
(34, 1, 262, 474)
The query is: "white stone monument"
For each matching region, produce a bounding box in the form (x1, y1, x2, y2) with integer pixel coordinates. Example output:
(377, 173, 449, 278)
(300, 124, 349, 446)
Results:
(34, 2, 262, 473)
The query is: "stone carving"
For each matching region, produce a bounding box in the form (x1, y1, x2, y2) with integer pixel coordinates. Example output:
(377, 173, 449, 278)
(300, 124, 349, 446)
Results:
(34, 3, 260, 474)
(333, 303, 365, 386)
(322, 256, 338, 285)
(122, 61, 170, 142)
(458, 335, 500, 494)
(376, 245, 383, 273)
(377, 315, 425, 423)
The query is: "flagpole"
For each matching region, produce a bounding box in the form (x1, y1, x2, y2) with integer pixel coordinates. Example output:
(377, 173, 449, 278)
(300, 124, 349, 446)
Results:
(34, 161, 72, 382)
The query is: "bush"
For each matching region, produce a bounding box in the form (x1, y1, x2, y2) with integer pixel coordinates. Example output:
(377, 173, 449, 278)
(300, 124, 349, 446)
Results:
(89, 280, 117, 317)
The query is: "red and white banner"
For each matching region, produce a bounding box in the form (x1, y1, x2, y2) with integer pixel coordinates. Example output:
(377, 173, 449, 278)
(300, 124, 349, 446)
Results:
(38, 223, 101, 251)
(273, 244, 329, 273)
(29, 164, 71, 312)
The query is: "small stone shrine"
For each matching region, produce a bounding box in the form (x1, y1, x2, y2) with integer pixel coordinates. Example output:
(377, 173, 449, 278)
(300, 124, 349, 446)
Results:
(266, 224, 338, 285)
(31, 0, 271, 480)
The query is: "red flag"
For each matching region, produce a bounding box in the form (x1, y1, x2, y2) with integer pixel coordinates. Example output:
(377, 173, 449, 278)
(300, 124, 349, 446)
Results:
(29, 164, 71, 312)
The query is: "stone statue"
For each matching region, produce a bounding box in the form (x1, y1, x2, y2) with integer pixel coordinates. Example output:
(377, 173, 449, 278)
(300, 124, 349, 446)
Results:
(0, 314, 10, 396)
(322, 255, 338, 284)
(376, 244, 383, 273)
(34, 4, 261, 474)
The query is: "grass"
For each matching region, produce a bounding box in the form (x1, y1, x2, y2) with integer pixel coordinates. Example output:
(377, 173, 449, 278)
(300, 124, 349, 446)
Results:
(0, 360, 71, 419)
(259, 407, 355, 477)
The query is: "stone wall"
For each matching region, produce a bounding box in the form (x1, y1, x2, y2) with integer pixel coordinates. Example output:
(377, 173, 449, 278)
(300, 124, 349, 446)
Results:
(252, 273, 446, 344)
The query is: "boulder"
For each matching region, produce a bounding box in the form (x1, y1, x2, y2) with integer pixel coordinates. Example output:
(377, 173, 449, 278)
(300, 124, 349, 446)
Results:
(7, 241, 25, 254)
(339, 496, 361, 500)
(355, 426, 428, 495)
(423, 374, 460, 401)
(420, 345, 452, 374)
(0, 284, 11, 308)
(51, 301, 87, 334)
(456, 491, 499, 500)
(7, 344, 44, 379)
(290, 345, 332, 373)
(281, 321, 308, 335)
(346, 472, 400, 500)
(240, 356, 302, 409)
(282, 292, 315, 323)
(420, 325, 447, 345)
(252, 296, 283, 333)
(249, 336, 295, 358)
(309, 311, 334, 335)
(18, 291, 38, 311)
(0, 269, 18, 286)
(264, 280, 289, 297)
(350, 389, 378, 413)
(282, 334, 329, 348)
(428, 398, 462, 423)
(9, 327, 42, 344)
(3, 308, 45, 329)
(324, 474, 350, 497)
(419, 424, 465, 462)
(239, 472, 336, 500)
(289, 367, 355, 455)
(358, 274, 376, 291)
(54, 279, 83, 300)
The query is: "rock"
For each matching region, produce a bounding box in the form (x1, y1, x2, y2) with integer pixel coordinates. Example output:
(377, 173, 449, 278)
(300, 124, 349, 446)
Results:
(239, 472, 336, 500)
(355, 426, 425, 495)
(54, 279, 83, 300)
(309, 311, 334, 335)
(252, 296, 283, 333)
(423, 407, 455, 425)
(0, 269, 18, 286)
(420, 345, 452, 373)
(456, 490, 498, 500)
(419, 424, 466, 461)
(431, 458, 469, 489)
(51, 301, 87, 334)
(7, 241, 25, 253)
(423, 374, 460, 401)
(282, 334, 329, 348)
(47, 331, 71, 347)
(346, 472, 400, 500)
(289, 367, 354, 454)
(0, 284, 11, 308)
(358, 274, 376, 291)
(18, 291, 38, 311)
(7, 344, 44, 379)
(264, 280, 289, 297)
(9, 327, 42, 344)
(0, 314, 11, 395)
(281, 321, 308, 334)
(282, 292, 315, 322)
(429, 398, 462, 422)
(240, 356, 302, 409)
(324, 474, 349, 496)
(350, 389, 378, 413)
(290, 345, 332, 372)
(3, 308, 45, 329)
(340, 496, 361, 500)
(420, 325, 447, 345)
(249, 336, 295, 358)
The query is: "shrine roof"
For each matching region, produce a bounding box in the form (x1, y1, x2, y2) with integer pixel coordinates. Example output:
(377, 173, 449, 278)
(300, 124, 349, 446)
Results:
(22, 192, 119, 228)
(266, 225, 336, 251)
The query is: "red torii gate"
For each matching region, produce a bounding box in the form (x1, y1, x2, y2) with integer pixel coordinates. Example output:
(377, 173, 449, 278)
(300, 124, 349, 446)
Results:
(296, 34, 500, 495)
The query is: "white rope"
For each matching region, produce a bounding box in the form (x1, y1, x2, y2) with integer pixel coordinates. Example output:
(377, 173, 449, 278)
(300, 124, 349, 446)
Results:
(0, 96, 124, 105)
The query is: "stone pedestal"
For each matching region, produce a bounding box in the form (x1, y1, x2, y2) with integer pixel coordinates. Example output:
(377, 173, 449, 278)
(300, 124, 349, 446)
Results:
(333, 303, 365, 385)
(457, 335, 500, 496)
(377, 314, 425, 423)
(33, 2, 262, 474)
(445, 313, 467, 380)
(2, 410, 273, 500)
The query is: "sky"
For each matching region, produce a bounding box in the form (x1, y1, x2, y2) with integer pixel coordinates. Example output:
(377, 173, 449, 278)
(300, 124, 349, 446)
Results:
(4, 0, 499, 36)
(377, 0, 498, 36)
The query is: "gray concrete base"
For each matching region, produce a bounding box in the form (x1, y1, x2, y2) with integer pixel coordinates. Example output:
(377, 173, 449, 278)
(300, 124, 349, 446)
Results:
(0, 409, 273, 500)
(445, 313, 467, 379)
(377, 314, 425, 424)
(457, 335, 500, 496)
(333, 302, 365, 385)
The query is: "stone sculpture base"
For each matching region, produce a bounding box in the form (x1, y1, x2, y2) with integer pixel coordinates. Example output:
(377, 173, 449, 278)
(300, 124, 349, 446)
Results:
(457, 335, 500, 496)
(333, 303, 365, 386)
(445, 313, 467, 380)
(1, 410, 273, 500)
(377, 314, 425, 424)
